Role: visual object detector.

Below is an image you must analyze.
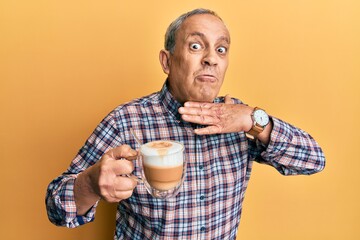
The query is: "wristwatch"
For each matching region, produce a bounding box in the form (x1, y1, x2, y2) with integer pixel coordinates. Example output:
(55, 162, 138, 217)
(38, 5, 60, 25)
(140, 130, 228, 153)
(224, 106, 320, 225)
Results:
(245, 107, 270, 140)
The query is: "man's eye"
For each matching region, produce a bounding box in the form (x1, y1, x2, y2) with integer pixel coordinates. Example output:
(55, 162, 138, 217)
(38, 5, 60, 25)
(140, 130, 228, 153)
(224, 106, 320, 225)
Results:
(190, 43, 201, 50)
(217, 47, 227, 54)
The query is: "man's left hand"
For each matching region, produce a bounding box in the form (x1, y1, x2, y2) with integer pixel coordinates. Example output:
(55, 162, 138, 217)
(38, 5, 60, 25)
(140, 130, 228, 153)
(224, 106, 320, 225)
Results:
(178, 95, 253, 135)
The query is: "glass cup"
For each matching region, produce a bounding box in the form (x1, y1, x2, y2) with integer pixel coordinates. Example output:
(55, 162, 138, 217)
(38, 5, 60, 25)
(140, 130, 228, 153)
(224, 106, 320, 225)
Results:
(139, 140, 186, 199)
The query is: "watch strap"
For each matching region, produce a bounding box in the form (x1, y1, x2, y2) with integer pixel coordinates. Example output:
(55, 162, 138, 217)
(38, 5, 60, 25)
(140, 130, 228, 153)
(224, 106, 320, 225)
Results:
(245, 107, 267, 140)
(245, 123, 264, 140)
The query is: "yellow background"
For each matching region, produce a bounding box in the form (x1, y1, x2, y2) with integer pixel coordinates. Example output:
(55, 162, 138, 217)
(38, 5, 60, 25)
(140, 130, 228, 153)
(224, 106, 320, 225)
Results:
(1, 0, 359, 239)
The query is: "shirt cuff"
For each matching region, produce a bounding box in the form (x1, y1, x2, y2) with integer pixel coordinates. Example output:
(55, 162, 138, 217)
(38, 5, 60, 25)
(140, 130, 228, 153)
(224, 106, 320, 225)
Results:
(55, 175, 99, 228)
(260, 117, 294, 161)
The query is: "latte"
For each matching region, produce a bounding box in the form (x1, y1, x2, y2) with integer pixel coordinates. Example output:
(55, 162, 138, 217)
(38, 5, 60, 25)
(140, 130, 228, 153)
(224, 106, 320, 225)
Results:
(140, 140, 184, 191)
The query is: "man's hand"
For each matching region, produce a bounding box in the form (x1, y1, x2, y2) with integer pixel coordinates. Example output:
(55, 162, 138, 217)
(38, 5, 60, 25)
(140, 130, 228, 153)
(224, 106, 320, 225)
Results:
(74, 145, 138, 215)
(178, 95, 254, 135)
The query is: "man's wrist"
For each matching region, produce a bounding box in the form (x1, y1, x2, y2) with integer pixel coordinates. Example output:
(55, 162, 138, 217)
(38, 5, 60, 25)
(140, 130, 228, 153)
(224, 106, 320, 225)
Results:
(257, 118, 273, 145)
(74, 170, 101, 215)
(239, 105, 254, 132)
(245, 107, 270, 141)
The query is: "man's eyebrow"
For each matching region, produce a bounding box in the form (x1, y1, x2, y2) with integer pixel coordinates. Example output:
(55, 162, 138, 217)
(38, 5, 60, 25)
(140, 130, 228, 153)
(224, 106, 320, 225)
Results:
(185, 32, 230, 44)
(186, 32, 205, 40)
(218, 36, 230, 44)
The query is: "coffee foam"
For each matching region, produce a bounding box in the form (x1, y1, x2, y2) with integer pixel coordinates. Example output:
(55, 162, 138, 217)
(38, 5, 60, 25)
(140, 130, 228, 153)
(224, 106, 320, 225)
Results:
(140, 140, 183, 167)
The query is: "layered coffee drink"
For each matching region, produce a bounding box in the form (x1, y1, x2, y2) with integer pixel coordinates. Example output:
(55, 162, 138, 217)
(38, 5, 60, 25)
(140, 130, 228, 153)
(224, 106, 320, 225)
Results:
(140, 140, 184, 192)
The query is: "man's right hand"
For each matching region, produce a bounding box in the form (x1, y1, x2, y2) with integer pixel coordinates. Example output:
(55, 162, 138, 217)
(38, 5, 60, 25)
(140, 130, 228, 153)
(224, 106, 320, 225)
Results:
(74, 145, 138, 215)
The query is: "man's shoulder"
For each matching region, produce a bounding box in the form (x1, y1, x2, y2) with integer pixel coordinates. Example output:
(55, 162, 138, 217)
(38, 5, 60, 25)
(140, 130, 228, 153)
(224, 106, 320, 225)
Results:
(96, 91, 161, 132)
(113, 91, 161, 113)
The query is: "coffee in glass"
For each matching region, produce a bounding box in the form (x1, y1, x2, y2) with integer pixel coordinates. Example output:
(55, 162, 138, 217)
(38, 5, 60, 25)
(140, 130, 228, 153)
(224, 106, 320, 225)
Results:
(139, 140, 186, 199)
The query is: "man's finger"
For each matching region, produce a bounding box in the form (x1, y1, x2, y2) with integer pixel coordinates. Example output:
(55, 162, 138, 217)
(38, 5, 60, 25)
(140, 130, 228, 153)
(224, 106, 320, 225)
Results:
(102, 189, 134, 203)
(181, 114, 220, 125)
(114, 176, 138, 191)
(113, 189, 134, 201)
(98, 171, 137, 203)
(179, 106, 214, 116)
(194, 125, 223, 135)
(183, 101, 213, 109)
(108, 144, 138, 160)
(110, 159, 135, 176)
(224, 94, 233, 104)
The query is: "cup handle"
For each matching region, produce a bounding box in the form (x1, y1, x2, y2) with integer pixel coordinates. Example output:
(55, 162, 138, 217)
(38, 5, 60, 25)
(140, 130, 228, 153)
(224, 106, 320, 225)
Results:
(121, 174, 143, 183)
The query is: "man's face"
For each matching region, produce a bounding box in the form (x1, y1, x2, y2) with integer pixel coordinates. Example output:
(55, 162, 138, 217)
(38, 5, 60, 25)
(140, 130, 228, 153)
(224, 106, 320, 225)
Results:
(164, 14, 230, 103)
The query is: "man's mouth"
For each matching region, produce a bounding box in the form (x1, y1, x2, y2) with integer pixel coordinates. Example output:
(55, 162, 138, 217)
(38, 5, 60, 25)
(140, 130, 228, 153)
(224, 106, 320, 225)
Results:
(195, 74, 217, 82)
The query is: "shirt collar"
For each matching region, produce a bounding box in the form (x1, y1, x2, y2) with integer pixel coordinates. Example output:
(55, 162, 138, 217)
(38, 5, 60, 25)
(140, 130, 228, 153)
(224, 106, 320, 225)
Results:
(159, 80, 183, 121)
(159, 79, 224, 121)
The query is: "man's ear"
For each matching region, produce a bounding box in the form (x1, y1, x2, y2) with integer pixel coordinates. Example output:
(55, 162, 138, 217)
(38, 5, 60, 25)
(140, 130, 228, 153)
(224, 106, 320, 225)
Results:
(159, 50, 171, 75)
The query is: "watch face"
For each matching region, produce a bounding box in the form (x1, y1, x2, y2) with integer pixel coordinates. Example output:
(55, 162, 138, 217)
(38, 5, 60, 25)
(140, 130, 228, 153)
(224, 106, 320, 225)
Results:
(254, 109, 269, 127)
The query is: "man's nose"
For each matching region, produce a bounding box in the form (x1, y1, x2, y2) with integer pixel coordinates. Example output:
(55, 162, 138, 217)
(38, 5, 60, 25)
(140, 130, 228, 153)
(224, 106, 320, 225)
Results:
(201, 49, 218, 66)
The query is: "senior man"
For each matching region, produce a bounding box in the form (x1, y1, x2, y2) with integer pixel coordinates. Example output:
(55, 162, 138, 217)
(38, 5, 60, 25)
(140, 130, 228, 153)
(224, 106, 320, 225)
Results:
(46, 8, 325, 239)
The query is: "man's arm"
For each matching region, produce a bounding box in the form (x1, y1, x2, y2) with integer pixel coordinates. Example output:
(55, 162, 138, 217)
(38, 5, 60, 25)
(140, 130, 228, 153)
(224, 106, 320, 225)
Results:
(178, 95, 325, 175)
(45, 112, 138, 227)
(252, 117, 325, 175)
(74, 145, 138, 215)
(178, 95, 272, 145)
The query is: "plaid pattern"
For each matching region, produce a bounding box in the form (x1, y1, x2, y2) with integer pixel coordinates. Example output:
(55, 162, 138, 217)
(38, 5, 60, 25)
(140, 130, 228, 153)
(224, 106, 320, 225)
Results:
(46, 82, 325, 239)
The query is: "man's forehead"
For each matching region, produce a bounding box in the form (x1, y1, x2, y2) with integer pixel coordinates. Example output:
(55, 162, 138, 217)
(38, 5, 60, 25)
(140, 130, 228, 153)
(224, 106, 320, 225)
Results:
(178, 14, 230, 42)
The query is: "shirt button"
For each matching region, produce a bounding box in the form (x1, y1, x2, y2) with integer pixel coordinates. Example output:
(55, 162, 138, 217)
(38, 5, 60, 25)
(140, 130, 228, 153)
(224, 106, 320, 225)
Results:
(200, 226, 206, 232)
(200, 195, 205, 200)
(199, 165, 204, 170)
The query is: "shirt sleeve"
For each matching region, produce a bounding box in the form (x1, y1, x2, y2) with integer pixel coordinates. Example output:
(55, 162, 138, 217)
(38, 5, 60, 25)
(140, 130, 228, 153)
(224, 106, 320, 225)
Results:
(45, 111, 122, 227)
(249, 117, 325, 175)
(45, 173, 99, 227)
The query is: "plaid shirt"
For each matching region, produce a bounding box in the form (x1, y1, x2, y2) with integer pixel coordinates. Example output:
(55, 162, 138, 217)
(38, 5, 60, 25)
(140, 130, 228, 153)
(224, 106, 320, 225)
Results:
(46, 82, 325, 239)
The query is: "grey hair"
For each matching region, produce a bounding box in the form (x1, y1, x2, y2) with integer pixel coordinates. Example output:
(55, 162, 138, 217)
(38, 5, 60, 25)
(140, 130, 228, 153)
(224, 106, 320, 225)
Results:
(164, 8, 222, 54)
